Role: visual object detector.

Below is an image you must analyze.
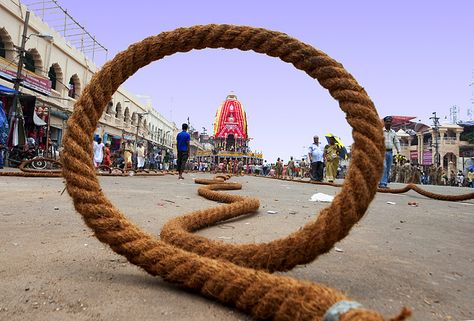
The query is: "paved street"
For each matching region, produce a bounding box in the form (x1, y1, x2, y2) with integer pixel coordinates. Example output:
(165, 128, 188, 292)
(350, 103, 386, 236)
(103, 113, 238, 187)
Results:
(0, 173, 473, 321)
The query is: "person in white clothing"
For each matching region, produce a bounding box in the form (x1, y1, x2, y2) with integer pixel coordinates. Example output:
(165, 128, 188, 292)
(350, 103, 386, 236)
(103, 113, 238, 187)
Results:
(93, 138, 105, 168)
(136, 142, 145, 170)
(308, 135, 324, 181)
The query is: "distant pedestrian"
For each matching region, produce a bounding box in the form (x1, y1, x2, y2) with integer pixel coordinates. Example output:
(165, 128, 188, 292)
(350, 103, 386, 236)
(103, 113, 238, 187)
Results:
(379, 116, 400, 188)
(0, 102, 8, 169)
(299, 158, 307, 178)
(324, 136, 340, 183)
(456, 170, 464, 187)
(237, 159, 243, 175)
(467, 169, 474, 188)
(103, 143, 111, 166)
(287, 157, 295, 179)
(176, 123, 190, 180)
(275, 157, 283, 178)
(93, 138, 105, 168)
(308, 135, 324, 181)
(136, 142, 145, 169)
(123, 141, 133, 170)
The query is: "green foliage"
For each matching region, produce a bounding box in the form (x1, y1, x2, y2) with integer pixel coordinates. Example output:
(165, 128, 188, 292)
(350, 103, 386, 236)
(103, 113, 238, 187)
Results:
(460, 131, 474, 144)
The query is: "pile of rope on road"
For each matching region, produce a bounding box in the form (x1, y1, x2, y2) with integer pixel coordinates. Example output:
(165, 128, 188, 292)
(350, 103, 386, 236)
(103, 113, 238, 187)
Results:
(60, 25, 413, 321)
(256, 175, 474, 202)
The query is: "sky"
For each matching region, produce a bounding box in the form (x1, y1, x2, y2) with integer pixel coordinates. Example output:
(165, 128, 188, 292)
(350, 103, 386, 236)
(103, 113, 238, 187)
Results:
(35, 1, 474, 161)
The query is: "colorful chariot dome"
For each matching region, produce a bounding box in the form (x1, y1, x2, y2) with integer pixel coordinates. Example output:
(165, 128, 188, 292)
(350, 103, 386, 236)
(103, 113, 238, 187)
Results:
(213, 94, 248, 139)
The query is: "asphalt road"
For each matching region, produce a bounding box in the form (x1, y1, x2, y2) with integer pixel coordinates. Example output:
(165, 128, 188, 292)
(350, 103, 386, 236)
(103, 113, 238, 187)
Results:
(0, 173, 473, 321)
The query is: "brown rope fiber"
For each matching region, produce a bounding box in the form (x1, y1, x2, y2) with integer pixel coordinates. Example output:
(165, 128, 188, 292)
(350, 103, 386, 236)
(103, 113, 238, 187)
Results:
(56, 24, 412, 320)
(275, 176, 474, 202)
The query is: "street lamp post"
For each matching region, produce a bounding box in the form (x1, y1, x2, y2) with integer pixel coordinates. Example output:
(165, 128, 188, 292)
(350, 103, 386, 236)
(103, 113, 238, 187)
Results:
(165, 130, 170, 147)
(8, 11, 30, 145)
(9, 10, 53, 146)
(430, 112, 440, 167)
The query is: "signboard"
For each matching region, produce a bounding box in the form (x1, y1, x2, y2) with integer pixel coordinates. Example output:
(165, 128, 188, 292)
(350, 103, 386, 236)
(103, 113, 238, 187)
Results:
(422, 150, 432, 165)
(409, 150, 418, 160)
(122, 134, 135, 141)
(0, 58, 52, 96)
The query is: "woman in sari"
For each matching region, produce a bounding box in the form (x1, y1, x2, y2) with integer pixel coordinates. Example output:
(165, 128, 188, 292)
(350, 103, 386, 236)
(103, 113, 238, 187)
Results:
(103, 143, 111, 166)
(123, 141, 133, 170)
(324, 136, 341, 183)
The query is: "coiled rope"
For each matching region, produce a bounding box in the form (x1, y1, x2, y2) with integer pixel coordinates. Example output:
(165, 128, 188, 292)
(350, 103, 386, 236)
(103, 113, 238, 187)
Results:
(59, 24, 411, 320)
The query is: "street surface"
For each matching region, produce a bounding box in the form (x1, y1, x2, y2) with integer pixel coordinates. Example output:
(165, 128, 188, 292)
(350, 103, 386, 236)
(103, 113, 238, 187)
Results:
(0, 173, 473, 321)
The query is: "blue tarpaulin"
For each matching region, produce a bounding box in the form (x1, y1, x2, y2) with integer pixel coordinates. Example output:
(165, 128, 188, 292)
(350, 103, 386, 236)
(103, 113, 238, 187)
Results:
(0, 84, 17, 94)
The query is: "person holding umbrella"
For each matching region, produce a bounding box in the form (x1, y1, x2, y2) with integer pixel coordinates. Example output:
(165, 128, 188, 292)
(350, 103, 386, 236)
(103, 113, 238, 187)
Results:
(379, 116, 401, 188)
(467, 167, 474, 188)
(324, 135, 341, 183)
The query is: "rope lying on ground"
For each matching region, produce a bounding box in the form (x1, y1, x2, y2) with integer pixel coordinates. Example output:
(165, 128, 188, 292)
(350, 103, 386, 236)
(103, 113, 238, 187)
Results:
(162, 172, 389, 271)
(0, 158, 172, 177)
(375, 183, 474, 201)
(264, 176, 474, 201)
(60, 24, 409, 320)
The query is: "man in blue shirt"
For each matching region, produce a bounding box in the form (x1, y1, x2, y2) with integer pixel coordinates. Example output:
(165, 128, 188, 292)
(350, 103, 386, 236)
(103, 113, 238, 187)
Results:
(176, 123, 191, 179)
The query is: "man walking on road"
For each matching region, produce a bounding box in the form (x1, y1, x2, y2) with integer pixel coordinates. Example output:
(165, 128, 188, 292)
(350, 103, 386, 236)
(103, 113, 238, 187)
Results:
(93, 138, 105, 168)
(379, 116, 400, 188)
(308, 135, 324, 181)
(176, 123, 191, 180)
(136, 142, 145, 170)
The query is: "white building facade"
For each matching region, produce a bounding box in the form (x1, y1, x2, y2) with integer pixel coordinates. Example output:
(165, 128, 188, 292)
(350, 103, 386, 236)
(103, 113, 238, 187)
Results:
(0, 0, 175, 156)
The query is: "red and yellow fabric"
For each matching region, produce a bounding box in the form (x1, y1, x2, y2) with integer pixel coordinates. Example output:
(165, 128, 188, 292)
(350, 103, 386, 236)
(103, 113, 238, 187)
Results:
(213, 94, 248, 139)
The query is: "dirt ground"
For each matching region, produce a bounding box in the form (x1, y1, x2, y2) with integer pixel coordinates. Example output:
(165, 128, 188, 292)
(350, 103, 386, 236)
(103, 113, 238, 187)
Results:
(0, 173, 473, 321)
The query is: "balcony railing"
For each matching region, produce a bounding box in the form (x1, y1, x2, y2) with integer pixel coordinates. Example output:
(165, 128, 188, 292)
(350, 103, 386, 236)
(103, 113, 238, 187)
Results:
(443, 137, 457, 144)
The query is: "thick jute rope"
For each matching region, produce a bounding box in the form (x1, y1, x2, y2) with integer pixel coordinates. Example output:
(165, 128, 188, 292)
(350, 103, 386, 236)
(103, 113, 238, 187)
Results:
(277, 176, 474, 202)
(161, 173, 474, 273)
(58, 24, 411, 320)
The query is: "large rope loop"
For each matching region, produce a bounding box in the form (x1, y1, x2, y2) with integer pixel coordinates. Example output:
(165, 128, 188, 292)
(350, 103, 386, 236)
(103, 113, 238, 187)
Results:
(59, 25, 406, 320)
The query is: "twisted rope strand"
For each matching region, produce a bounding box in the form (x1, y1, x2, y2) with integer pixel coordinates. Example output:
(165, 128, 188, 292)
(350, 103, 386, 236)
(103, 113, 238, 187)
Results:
(57, 24, 405, 320)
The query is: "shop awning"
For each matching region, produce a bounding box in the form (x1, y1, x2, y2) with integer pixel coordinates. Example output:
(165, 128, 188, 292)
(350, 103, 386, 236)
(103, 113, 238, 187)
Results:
(50, 110, 69, 120)
(0, 84, 17, 94)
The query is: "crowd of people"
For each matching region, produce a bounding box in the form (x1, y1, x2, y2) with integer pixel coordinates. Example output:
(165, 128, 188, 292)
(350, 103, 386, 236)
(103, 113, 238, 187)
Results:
(89, 119, 474, 188)
(381, 116, 474, 188)
(182, 134, 347, 182)
(92, 138, 176, 172)
(389, 162, 474, 187)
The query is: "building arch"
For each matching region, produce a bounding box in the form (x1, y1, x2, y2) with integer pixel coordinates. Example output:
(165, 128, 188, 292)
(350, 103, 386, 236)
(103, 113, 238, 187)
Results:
(48, 63, 63, 91)
(131, 112, 137, 126)
(106, 101, 114, 114)
(443, 152, 457, 169)
(25, 48, 43, 74)
(142, 118, 147, 130)
(123, 107, 130, 121)
(115, 102, 122, 118)
(68, 74, 81, 99)
(0, 27, 15, 60)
